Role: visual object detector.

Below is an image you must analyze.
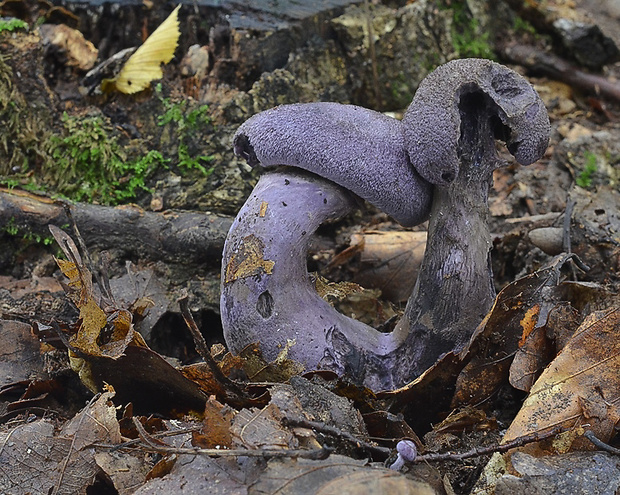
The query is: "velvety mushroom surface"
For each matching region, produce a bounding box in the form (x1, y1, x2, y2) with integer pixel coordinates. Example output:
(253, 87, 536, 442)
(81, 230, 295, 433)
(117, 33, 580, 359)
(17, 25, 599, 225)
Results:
(233, 102, 433, 227)
(222, 58, 550, 391)
(221, 169, 404, 372)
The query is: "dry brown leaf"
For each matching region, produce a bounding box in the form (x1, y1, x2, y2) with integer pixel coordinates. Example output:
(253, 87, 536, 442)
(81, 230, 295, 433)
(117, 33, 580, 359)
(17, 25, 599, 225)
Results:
(509, 303, 553, 392)
(86, 345, 207, 417)
(135, 455, 247, 494)
(251, 455, 437, 495)
(451, 255, 574, 408)
(349, 230, 426, 303)
(0, 391, 120, 495)
(240, 342, 305, 383)
(225, 233, 275, 283)
(503, 307, 620, 450)
(192, 396, 236, 449)
(0, 320, 46, 386)
(94, 451, 151, 495)
(39, 24, 98, 70)
(230, 403, 297, 450)
(180, 351, 246, 399)
(50, 227, 142, 361)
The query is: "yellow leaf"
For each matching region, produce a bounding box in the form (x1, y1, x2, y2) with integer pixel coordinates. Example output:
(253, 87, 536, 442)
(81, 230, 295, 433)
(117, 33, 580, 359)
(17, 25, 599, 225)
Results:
(102, 5, 181, 94)
(72, 298, 108, 354)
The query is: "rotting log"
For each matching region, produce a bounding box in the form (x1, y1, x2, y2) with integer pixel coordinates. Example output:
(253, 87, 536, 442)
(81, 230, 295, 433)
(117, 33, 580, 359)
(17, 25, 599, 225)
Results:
(0, 188, 232, 266)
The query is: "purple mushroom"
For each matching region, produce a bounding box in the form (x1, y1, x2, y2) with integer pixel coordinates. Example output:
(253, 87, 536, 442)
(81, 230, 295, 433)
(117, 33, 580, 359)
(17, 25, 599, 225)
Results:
(221, 59, 550, 390)
(389, 439, 418, 470)
(233, 102, 433, 226)
(222, 104, 433, 376)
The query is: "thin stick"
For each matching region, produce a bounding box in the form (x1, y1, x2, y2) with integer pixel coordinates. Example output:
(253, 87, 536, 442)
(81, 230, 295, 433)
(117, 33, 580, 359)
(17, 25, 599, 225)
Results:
(178, 293, 249, 400)
(106, 426, 203, 452)
(105, 419, 333, 460)
(502, 44, 620, 103)
(283, 417, 391, 457)
(584, 430, 620, 455)
(411, 427, 564, 463)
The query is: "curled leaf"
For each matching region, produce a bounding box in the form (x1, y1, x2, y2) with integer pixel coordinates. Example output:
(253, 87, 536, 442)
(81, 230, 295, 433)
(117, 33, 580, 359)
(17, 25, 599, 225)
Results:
(102, 5, 181, 94)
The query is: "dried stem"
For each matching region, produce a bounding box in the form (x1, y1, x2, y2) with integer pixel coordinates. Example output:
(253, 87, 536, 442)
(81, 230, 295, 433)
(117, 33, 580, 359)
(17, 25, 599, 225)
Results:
(178, 292, 249, 401)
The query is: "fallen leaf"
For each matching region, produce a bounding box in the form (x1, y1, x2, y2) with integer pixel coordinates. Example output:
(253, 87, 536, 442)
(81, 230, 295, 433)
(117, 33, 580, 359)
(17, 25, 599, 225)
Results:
(225, 234, 275, 283)
(0, 320, 46, 386)
(135, 455, 247, 494)
(192, 396, 236, 449)
(0, 391, 120, 495)
(349, 230, 426, 303)
(94, 451, 151, 495)
(451, 254, 579, 408)
(101, 5, 181, 94)
(39, 23, 98, 70)
(231, 403, 297, 450)
(503, 307, 620, 450)
(86, 345, 207, 416)
(251, 455, 437, 495)
(495, 451, 620, 494)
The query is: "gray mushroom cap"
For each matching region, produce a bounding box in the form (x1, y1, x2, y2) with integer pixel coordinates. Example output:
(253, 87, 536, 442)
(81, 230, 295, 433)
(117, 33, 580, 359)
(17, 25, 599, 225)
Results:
(403, 58, 551, 186)
(233, 102, 433, 227)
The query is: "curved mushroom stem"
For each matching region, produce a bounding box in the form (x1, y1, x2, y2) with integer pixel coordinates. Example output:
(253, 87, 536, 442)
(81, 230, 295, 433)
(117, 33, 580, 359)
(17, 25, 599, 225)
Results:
(221, 168, 403, 380)
(323, 61, 550, 387)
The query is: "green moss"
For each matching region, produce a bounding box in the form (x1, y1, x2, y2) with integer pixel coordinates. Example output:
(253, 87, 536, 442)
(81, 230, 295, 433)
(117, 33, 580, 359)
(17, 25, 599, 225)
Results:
(513, 16, 537, 35)
(3, 217, 18, 236)
(576, 151, 598, 188)
(156, 84, 216, 176)
(44, 112, 169, 204)
(447, 1, 495, 59)
(1, 55, 216, 205)
(1, 217, 54, 246)
(0, 54, 50, 174)
(0, 18, 28, 34)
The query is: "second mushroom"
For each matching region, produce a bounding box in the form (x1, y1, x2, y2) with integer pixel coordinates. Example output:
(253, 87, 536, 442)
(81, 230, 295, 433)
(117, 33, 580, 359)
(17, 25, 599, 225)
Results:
(221, 58, 550, 391)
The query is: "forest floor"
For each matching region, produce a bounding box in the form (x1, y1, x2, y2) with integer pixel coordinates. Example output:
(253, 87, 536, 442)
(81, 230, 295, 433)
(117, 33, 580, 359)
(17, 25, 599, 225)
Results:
(0, 0, 619, 494)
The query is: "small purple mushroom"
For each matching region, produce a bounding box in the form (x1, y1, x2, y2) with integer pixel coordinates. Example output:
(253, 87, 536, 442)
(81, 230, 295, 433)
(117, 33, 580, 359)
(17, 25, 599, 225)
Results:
(389, 439, 418, 470)
(221, 59, 550, 390)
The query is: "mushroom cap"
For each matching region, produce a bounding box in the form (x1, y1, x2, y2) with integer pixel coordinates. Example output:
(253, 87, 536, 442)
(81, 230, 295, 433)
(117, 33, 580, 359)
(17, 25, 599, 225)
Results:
(403, 58, 551, 186)
(233, 102, 432, 227)
(396, 440, 418, 462)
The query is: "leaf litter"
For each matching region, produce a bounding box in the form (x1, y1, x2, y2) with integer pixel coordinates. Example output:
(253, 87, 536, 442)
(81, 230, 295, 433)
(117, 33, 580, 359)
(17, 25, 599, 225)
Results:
(0, 206, 617, 494)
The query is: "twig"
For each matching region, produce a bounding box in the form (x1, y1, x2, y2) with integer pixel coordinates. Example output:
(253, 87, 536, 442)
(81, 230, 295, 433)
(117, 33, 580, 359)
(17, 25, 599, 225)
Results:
(115, 418, 332, 460)
(103, 426, 203, 452)
(115, 442, 332, 460)
(410, 426, 564, 463)
(178, 293, 249, 400)
(132, 416, 171, 450)
(502, 44, 620, 103)
(584, 430, 620, 455)
(562, 197, 575, 254)
(283, 416, 391, 457)
(62, 203, 111, 301)
(364, 0, 382, 109)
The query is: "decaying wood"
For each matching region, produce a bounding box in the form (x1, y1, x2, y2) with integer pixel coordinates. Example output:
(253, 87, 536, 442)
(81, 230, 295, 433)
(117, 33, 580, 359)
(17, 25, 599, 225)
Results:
(0, 188, 232, 266)
(502, 44, 620, 103)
